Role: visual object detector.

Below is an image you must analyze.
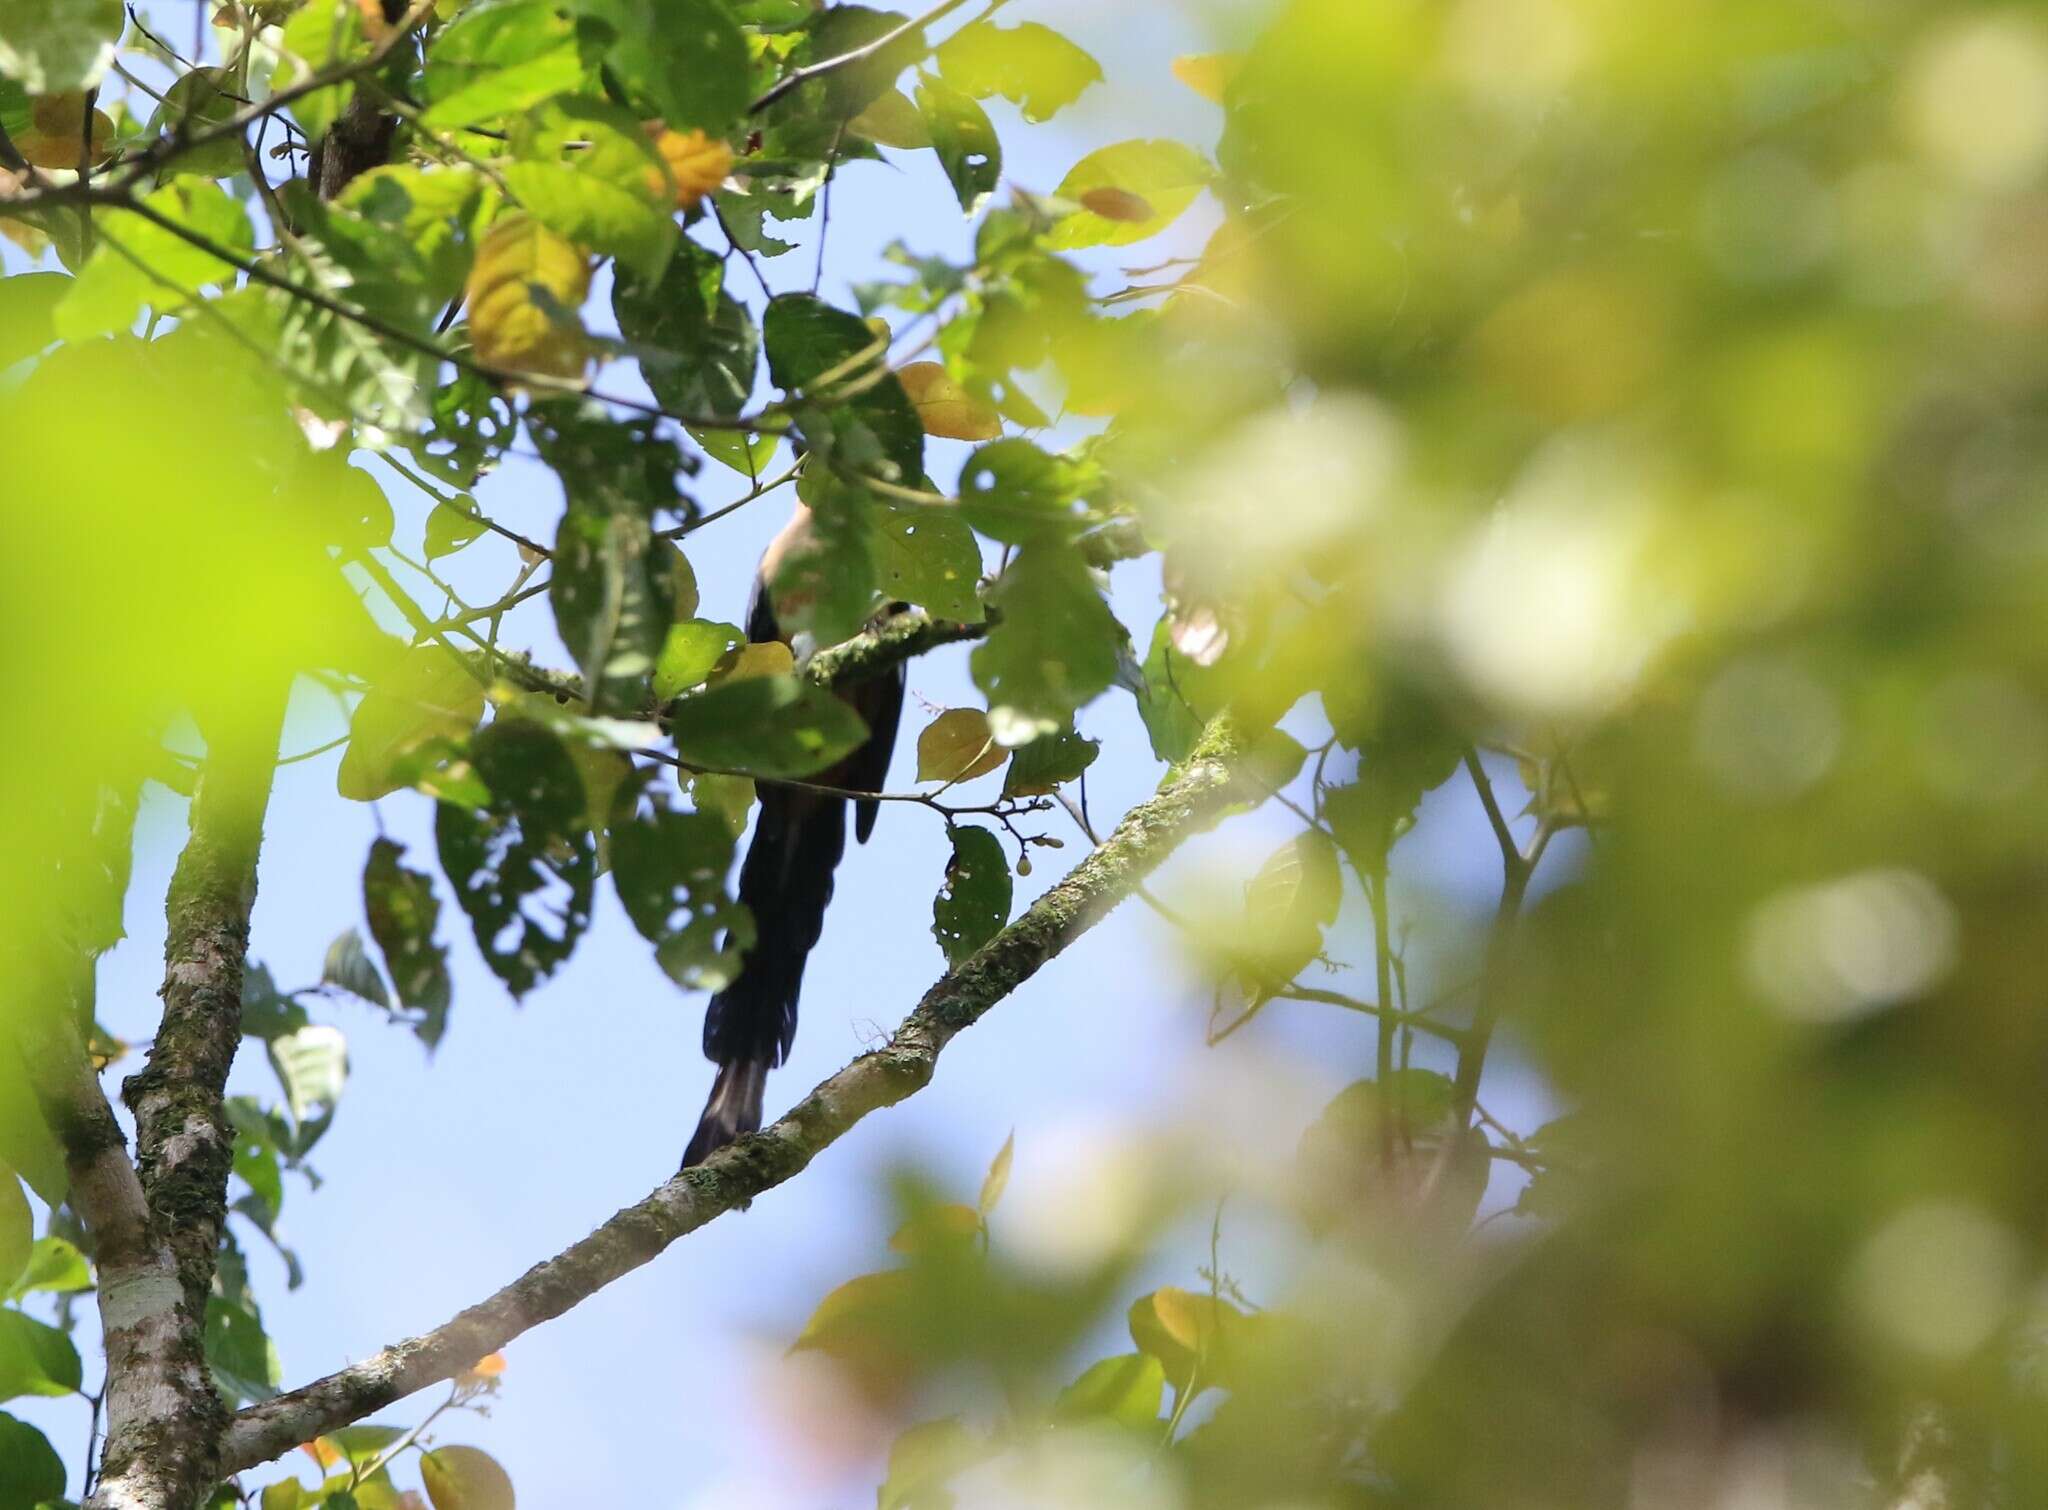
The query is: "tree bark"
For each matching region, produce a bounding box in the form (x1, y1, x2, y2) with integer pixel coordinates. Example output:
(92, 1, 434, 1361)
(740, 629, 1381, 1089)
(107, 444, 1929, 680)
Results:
(214, 714, 1246, 1475)
(89, 695, 287, 1510)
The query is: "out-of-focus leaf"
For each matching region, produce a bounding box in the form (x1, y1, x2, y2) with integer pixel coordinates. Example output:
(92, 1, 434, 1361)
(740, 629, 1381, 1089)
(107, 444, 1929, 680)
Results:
(869, 502, 984, 622)
(267, 1025, 347, 1147)
(978, 1130, 1014, 1216)
(933, 825, 1010, 966)
(0, 1171, 27, 1294)
(321, 928, 391, 1008)
(363, 839, 453, 1050)
(957, 439, 1087, 545)
(1128, 1287, 1241, 1400)
(465, 213, 590, 381)
(420, 1444, 516, 1510)
(143, 66, 244, 178)
(666, 675, 869, 779)
(54, 181, 253, 339)
(8, 1236, 89, 1298)
(655, 619, 747, 701)
(505, 95, 677, 282)
(936, 21, 1102, 122)
(0, 0, 121, 94)
(337, 646, 485, 803)
(1171, 52, 1241, 103)
(1052, 1351, 1166, 1431)
(240, 962, 310, 1044)
(0, 270, 67, 369)
(1235, 829, 1342, 987)
(897, 361, 1001, 441)
(764, 293, 923, 485)
(970, 547, 1122, 743)
(849, 88, 929, 148)
(0, 1410, 65, 1506)
(878, 1417, 986, 1510)
(0, 1307, 82, 1400)
(273, 0, 369, 141)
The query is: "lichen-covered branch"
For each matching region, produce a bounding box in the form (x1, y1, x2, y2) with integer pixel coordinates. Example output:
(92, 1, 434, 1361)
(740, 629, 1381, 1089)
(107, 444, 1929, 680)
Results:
(216, 714, 1245, 1476)
(94, 694, 288, 1510)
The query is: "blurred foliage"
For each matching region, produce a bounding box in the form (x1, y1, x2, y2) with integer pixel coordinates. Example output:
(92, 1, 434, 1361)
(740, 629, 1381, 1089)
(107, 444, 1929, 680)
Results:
(7, 0, 2048, 1502)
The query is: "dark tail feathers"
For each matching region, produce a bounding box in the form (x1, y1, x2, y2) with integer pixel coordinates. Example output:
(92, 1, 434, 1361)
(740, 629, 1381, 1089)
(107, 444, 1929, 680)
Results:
(683, 790, 848, 1167)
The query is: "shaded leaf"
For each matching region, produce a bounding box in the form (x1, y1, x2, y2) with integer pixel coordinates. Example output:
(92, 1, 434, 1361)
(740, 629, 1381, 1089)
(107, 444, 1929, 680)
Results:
(9, 1236, 90, 1299)
(0, 1171, 26, 1295)
(322, 928, 391, 1008)
(666, 675, 870, 779)
(869, 502, 984, 622)
(424, 497, 487, 560)
(363, 839, 454, 1050)
(916, 708, 1006, 785)
(337, 646, 485, 803)
(957, 439, 1087, 545)
(0, 1307, 82, 1401)
(916, 74, 1000, 215)
(970, 547, 1122, 743)
(610, 777, 753, 991)
(1001, 725, 1099, 797)
(0, 1411, 65, 1506)
(575, 0, 749, 133)
(933, 825, 1010, 966)
(268, 1025, 348, 1148)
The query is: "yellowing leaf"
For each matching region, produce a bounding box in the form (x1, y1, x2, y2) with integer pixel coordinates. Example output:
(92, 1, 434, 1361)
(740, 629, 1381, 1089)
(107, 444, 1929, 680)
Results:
(648, 126, 733, 211)
(978, 1129, 1014, 1216)
(18, 93, 115, 168)
(1049, 139, 1213, 250)
(457, 1351, 507, 1387)
(1171, 52, 1242, 103)
(465, 214, 591, 381)
(300, 1438, 344, 1468)
(916, 707, 1007, 784)
(420, 1444, 515, 1510)
(711, 640, 796, 684)
(1078, 187, 1154, 223)
(897, 361, 1001, 441)
(1128, 1286, 1243, 1394)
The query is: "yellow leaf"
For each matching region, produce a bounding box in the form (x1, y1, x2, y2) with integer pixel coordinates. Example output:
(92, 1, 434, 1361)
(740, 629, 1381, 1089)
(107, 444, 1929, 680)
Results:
(916, 707, 1007, 784)
(420, 1444, 516, 1510)
(897, 361, 1001, 441)
(1171, 52, 1242, 102)
(464, 214, 590, 381)
(300, 1438, 343, 1468)
(888, 1202, 983, 1254)
(647, 126, 733, 211)
(19, 94, 115, 169)
(711, 640, 795, 684)
(978, 1129, 1014, 1216)
(1128, 1286, 1243, 1391)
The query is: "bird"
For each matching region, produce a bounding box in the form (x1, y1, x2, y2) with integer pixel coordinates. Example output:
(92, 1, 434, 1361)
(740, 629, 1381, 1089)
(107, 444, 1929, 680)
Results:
(682, 500, 905, 1169)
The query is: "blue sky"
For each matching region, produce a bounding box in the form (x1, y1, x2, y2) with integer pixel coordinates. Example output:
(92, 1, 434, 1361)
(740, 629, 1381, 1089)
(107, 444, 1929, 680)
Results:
(11, 4, 1561, 1501)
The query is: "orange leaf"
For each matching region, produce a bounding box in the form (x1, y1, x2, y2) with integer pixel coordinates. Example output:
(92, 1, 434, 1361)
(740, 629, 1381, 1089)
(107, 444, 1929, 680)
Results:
(648, 127, 733, 211)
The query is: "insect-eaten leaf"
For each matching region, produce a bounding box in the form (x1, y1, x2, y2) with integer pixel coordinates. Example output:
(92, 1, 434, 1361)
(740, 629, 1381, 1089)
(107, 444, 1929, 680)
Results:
(363, 838, 454, 1050)
(1002, 724, 1099, 797)
(971, 547, 1123, 743)
(935, 20, 1103, 122)
(1048, 138, 1213, 249)
(434, 719, 597, 997)
(933, 825, 1011, 966)
(610, 777, 753, 991)
(337, 646, 485, 803)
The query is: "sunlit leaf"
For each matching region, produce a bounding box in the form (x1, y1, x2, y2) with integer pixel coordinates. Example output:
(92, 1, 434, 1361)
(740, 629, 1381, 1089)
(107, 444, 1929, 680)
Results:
(655, 619, 747, 700)
(916, 74, 1000, 215)
(337, 646, 485, 803)
(504, 95, 677, 283)
(8, 1236, 89, 1299)
(1170, 52, 1241, 103)
(869, 502, 984, 622)
(0, 0, 122, 94)
(935, 20, 1102, 123)
(978, 1129, 1014, 1216)
(1047, 139, 1212, 249)
(574, 0, 749, 133)
(55, 180, 254, 339)
(321, 928, 391, 1008)
(878, 1417, 987, 1510)
(970, 547, 1122, 742)
(0, 1171, 27, 1295)
(465, 213, 591, 381)
(1052, 1351, 1166, 1431)
(1001, 724, 1098, 797)
(0, 1306, 82, 1400)
(897, 361, 1001, 441)
(916, 708, 1006, 785)
(420, 1444, 516, 1510)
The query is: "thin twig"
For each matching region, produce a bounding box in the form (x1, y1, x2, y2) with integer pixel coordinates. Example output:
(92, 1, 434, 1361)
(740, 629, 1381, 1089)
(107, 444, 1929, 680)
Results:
(748, 0, 975, 115)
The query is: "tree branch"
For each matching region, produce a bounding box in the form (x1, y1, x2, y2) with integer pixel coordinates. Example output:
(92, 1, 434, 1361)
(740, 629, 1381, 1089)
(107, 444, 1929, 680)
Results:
(749, 0, 974, 115)
(215, 713, 1249, 1474)
(94, 690, 290, 1509)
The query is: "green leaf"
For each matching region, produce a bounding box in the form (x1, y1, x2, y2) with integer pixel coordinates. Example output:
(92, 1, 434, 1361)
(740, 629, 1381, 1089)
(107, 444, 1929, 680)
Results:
(54, 181, 255, 340)
(916, 74, 999, 215)
(1047, 139, 1213, 250)
(654, 619, 746, 700)
(1052, 1351, 1166, 1431)
(763, 292, 923, 485)
(1001, 724, 1098, 797)
(0, 1173, 26, 1295)
(970, 547, 1122, 743)
(505, 95, 677, 282)
(610, 777, 752, 991)
(957, 438, 1088, 546)
(421, 1444, 516, 1510)
(423, 1, 585, 132)
(143, 66, 244, 179)
(206, 1293, 282, 1405)
(775, 473, 880, 647)
(321, 928, 391, 1008)
(274, 0, 370, 143)
(935, 21, 1101, 123)
(794, 5, 925, 120)
(424, 496, 487, 560)
(363, 838, 454, 1050)
(667, 674, 869, 779)
(1238, 829, 1343, 986)
(0, 270, 67, 369)
(933, 824, 1010, 966)
(0, 0, 121, 93)
(879, 1417, 985, 1510)
(435, 719, 598, 997)
(337, 645, 486, 803)
(574, 0, 749, 132)
(233, 1129, 285, 1225)
(240, 962, 311, 1044)
(1133, 614, 1222, 765)
(267, 1025, 348, 1147)
(613, 240, 759, 425)
(0, 1411, 65, 1506)
(9, 1237, 90, 1299)
(870, 503, 984, 622)
(529, 401, 684, 714)
(0, 1308, 82, 1401)
(0, 1040, 66, 1206)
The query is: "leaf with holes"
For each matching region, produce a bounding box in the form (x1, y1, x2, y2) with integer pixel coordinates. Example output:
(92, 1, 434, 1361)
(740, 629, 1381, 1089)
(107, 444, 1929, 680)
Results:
(917, 74, 1000, 214)
(363, 839, 453, 1050)
(869, 501, 984, 622)
(933, 825, 1010, 966)
(936, 20, 1102, 123)
(610, 775, 752, 991)
(667, 675, 870, 780)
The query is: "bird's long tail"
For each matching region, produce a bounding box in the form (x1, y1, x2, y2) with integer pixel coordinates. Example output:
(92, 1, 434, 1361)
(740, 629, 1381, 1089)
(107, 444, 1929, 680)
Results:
(682, 788, 847, 1168)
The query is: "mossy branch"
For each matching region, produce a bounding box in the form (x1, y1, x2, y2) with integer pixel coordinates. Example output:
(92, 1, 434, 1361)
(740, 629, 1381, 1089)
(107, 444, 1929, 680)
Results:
(215, 713, 1246, 1477)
